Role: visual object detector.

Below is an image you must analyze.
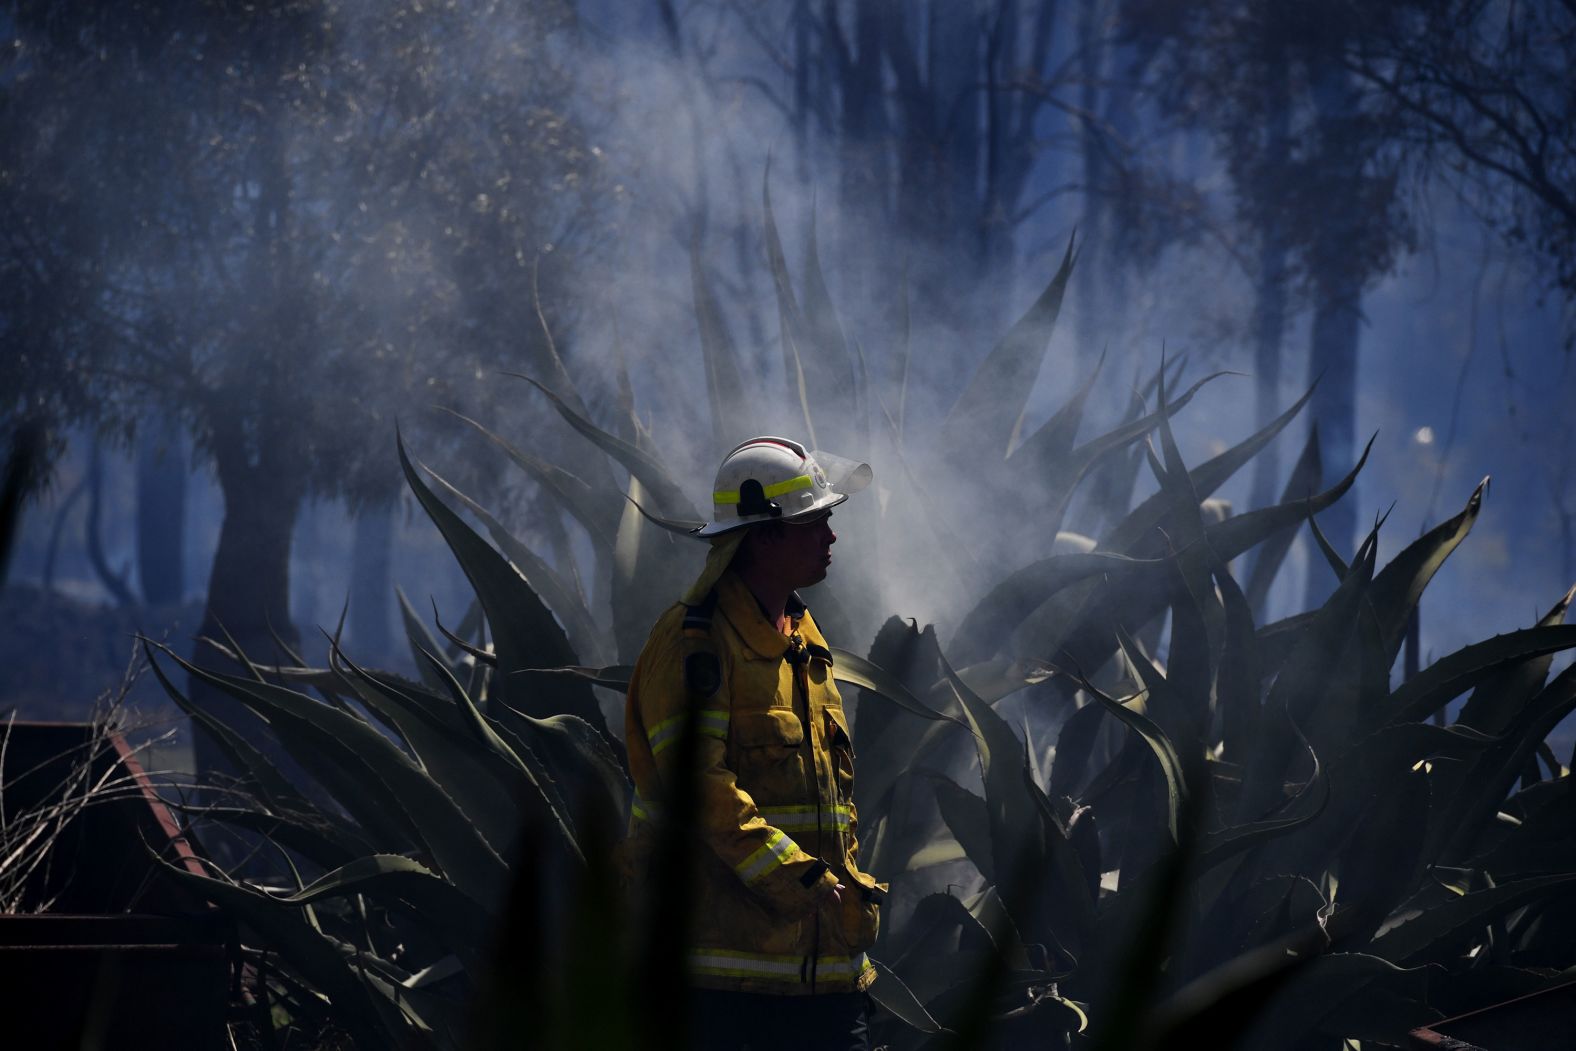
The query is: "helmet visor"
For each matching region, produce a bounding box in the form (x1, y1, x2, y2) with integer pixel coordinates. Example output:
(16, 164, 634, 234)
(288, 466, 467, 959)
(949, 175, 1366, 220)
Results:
(810, 450, 873, 496)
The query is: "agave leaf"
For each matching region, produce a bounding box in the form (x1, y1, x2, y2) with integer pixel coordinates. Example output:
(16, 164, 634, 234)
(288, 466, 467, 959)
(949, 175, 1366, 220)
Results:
(1255, 610, 1318, 678)
(942, 652, 1097, 960)
(1232, 953, 1437, 1050)
(1264, 722, 1497, 885)
(164, 865, 410, 1042)
(832, 647, 961, 725)
(419, 466, 605, 666)
(1077, 732, 1150, 817)
(1440, 662, 1576, 862)
(397, 432, 604, 736)
(330, 645, 534, 856)
(266, 854, 493, 972)
(855, 617, 931, 761)
(950, 551, 1162, 667)
(1054, 356, 1174, 532)
(142, 640, 314, 813)
(1386, 624, 1576, 725)
(357, 969, 452, 1045)
(1115, 624, 1195, 772)
(846, 623, 956, 877)
(941, 234, 1077, 461)
(1197, 732, 1329, 875)
(150, 641, 508, 902)
(1008, 347, 1104, 468)
(167, 802, 371, 871)
(438, 407, 622, 552)
(934, 973, 1090, 1049)
(419, 640, 557, 783)
(1152, 367, 1225, 736)
(1205, 436, 1372, 570)
(689, 235, 749, 451)
(1236, 528, 1377, 822)
(930, 774, 996, 884)
(1306, 504, 1351, 582)
(1048, 699, 1108, 801)
(1087, 646, 1190, 843)
(1083, 815, 1201, 1050)
(1142, 924, 1326, 1050)
(1215, 875, 1330, 958)
(1024, 370, 1235, 539)
(506, 374, 698, 519)
(856, 716, 969, 879)
(1368, 478, 1491, 665)
(1369, 871, 1576, 964)
(869, 959, 950, 1035)
(1474, 776, 1576, 877)
(1004, 436, 1372, 691)
(762, 169, 821, 446)
(1332, 763, 1434, 949)
(412, 642, 602, 863)
(1216, 568, 1262, 765)
(1304, 594, 1390, 763)
(799, 209, 860, 434)
(490, 704, 632, 845)
(397, 587, 463, 693)
(900, 836, 968, 873)
(1100, 381, 1317, 555)
(889, 892, 998, 976)
(515, 664, 635, 692)
(1243, 424, 1323, 615)
(1196, 800, 1329, 877)
(204, 617, 268, 683)
(610, 472, 705, 665)
(1458, 585, 1576, 734)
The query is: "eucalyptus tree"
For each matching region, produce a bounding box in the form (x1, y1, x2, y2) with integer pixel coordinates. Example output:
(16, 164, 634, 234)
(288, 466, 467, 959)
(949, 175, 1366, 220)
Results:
(1126, 0, 1576, 601)
(0, 1, 610, 740)
(1343, 1, 1576, 321)
(1126, 1, 1413, 605)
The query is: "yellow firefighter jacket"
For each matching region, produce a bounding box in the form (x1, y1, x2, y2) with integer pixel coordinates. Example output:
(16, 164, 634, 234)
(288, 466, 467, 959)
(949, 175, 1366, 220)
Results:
(623, 569, 884, 994)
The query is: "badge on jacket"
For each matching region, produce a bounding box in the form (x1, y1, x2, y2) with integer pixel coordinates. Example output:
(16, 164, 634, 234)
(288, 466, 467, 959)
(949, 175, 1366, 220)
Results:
(684, 651, 722, 698)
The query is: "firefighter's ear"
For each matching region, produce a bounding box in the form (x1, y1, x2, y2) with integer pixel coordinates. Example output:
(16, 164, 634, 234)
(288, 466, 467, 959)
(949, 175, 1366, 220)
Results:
(737, 521, 787, 563)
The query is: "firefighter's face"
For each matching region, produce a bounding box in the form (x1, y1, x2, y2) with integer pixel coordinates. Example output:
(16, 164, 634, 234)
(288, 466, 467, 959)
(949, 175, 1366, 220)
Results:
(757, 511, 837, 587)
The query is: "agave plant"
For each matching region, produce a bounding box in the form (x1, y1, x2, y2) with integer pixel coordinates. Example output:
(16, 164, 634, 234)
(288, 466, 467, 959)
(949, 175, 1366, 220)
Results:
(146, 180, 1576, 1050)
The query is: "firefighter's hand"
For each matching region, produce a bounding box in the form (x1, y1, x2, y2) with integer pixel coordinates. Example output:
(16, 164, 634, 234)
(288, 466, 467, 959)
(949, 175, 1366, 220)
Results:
(814, 880, 846, 912)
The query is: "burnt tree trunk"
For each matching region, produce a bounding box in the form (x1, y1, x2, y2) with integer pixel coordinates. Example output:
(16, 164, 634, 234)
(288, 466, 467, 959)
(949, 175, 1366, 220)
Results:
(135, 420, 186, 608)
(188, 436, 304, 783)
(1302, 63, 1365, 609)
(349, 500, 394, 659)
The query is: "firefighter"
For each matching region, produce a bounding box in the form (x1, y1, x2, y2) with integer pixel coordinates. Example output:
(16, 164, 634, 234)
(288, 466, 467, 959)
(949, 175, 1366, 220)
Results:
(623, 436, 886, 1050)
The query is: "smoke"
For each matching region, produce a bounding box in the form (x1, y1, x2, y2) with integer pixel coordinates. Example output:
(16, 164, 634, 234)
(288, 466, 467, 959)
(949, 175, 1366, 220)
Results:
(5, 1, 1572, 736)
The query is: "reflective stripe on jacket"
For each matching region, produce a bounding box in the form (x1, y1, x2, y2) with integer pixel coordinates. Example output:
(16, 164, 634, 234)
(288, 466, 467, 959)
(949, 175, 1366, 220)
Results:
(622, 569, 884, 995)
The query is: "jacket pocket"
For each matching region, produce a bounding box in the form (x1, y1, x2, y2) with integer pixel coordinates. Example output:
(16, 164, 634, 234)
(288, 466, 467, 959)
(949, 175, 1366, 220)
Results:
(734, 708, 804, 748)
(830, 869, 882, 952)
(732, 708, 806, 800)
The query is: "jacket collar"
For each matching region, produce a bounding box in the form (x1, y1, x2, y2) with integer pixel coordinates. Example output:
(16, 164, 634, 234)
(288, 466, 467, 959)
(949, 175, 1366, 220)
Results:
(716, 571, 833, 663)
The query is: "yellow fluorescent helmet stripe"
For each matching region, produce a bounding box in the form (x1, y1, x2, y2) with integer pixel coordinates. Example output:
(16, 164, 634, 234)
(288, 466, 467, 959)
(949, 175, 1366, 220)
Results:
(713, 475, 815, 505)
(735, 828, 798, 884)
(647, 710, 729, 755)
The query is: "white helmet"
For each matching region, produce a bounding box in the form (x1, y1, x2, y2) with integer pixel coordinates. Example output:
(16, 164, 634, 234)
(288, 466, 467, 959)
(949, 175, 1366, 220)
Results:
(697, 436, 872, 537)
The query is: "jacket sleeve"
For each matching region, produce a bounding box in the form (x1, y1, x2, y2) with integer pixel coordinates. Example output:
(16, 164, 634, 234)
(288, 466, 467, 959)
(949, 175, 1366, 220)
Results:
(630, 632, 838, 914)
